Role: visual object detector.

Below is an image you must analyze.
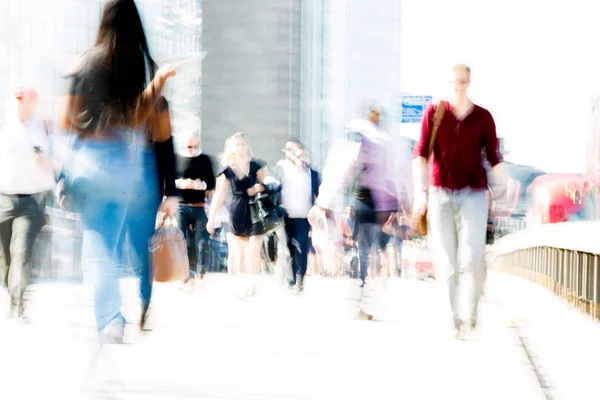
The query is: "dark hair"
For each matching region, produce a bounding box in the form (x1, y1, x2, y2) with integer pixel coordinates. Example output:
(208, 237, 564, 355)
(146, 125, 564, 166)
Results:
(82, 0, 156, 126)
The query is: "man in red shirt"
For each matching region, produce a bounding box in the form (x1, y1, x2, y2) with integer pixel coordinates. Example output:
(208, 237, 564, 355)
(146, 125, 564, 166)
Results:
(413, 64, 513, 338)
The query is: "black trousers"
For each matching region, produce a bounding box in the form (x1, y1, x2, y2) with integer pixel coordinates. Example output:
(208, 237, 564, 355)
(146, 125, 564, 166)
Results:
(284, 217, 311, 284)
(179, 205, 209, 275)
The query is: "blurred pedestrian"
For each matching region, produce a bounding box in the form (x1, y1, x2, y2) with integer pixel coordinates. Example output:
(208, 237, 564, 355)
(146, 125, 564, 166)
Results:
(207, 133, 277, 297)
(277, 139, 320, 292)
(176, 133, 215, 281)
(58, 0, 179, 342)
(0, 87, 55, 321)
(309, 108, 408, 319)
(413, 64, 515, 338)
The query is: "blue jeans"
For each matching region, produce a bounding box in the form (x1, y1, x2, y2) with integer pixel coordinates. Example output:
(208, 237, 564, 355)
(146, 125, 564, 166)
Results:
(67, 133, 153, 332)
(352, 199, 380, 284)
(118, 146, 161, 312)
(179, 205, 209, 276)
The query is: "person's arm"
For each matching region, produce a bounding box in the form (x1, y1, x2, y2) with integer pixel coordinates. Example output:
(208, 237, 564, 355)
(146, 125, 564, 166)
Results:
(313, 169, 321, 202)
(315, 138, 360, 211)
(247, 160, 274, 196)
(58, 59, 175, 132)
(481, 110, 511, 185)
(58, 93, 81, 132)
(209, 175, 230, 220)
(203, 155, 216, 191)
(412, 103, 436, 197)
(247, 165, 270, 196)
(150, 97, 179, 199)
(131, 66, 177, 127)
(482, 110, 504, 174)
(482, 111, 518, 205)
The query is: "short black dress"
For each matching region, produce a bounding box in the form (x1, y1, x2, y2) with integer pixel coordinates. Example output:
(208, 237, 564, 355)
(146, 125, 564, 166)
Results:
(219, 159, 267, 237)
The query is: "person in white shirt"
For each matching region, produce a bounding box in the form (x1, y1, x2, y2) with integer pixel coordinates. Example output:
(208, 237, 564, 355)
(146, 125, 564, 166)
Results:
(277, 139, 320, 292)
(0, 87, 54, 320)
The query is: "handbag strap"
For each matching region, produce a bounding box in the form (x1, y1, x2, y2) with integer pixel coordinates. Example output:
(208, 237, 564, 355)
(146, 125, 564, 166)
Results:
(426, 100, 447, 159)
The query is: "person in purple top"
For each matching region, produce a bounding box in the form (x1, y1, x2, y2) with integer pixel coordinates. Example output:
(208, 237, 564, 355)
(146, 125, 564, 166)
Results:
(310, 108, 412, 319)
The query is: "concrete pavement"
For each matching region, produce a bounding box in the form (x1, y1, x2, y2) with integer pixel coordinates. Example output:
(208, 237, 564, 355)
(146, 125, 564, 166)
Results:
(0, 274, 548, 399)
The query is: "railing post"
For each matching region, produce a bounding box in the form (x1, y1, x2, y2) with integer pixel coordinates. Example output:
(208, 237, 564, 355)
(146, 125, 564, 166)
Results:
(535, 247, 539, 284)
(531, 247, 535, 282)
(571, 251, 579, 307)
(553, 248, 558, 293)
(583, 253, 589, 314)
(576, 251, 581, 309)
(595, 255, 599, 321)
(544, 247, 549, 290)
(564, 250, 570, 301)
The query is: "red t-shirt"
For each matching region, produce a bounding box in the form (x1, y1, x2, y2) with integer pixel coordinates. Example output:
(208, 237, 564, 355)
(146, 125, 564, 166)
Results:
(414, 102, 503, 190)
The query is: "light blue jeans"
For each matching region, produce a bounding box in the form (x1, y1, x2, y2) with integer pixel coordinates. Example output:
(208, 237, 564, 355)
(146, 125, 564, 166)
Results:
(427, 187, 488, 328)
(117, 144, 161, 313)
(67, 131, 152, 332)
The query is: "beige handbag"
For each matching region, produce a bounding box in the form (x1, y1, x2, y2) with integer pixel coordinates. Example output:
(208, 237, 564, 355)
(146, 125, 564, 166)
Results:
(150, 215, 189, 282)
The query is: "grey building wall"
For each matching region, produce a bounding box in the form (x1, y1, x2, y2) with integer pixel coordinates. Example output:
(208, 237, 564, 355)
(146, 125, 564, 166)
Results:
(201, 0, 303, 165)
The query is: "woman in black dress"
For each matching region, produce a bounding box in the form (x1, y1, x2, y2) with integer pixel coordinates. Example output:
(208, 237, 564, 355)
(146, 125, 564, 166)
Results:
(207, 132, 271, 296)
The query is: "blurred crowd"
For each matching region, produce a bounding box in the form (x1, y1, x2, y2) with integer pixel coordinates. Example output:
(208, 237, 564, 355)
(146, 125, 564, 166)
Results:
(0, 0, 516, 343)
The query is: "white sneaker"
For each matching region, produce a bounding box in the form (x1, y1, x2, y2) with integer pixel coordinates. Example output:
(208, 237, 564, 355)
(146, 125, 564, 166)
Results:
(99, 315, 125, 344)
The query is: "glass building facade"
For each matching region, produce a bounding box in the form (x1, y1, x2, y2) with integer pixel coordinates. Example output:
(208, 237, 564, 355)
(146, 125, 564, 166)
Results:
(0, 0, 202, 141)
(0, 0, 102, 122)
(0, 0, 400, 166)
(138, 0, 203, 140)
(300, 0, 402, 169)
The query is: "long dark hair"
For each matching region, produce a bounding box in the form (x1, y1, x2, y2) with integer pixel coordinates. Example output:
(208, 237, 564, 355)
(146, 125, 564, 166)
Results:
(70, 0, 157, 130)
(98, 0, 156, 117)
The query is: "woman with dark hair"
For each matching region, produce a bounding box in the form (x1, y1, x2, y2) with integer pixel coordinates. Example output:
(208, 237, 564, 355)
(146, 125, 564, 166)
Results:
(58, 0, 179, 342)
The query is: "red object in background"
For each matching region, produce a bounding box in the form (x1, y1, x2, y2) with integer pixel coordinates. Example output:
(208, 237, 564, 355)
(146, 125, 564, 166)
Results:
(401, 259, 434, 277)
(528, 174, 590, 224)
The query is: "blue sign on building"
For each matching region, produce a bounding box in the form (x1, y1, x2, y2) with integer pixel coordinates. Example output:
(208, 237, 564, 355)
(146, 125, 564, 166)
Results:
(400, 95, 432, 123)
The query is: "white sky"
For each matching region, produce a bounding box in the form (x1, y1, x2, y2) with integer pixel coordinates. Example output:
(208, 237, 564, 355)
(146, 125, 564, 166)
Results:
(399, 0, 600, 173)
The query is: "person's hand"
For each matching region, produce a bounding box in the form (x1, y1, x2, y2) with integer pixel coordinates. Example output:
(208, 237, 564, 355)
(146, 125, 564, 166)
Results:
(55, 180, 69, 210)
(33, 153, 53, 171)
(156, 64, 177, 84)
(412, 190, 428, 216)
(160, 196, 179, 217)
(505, 178, 520, 206)
(247, 184, 264, 197)
(183, 179, 197, 190)
(175, 178, 186, 189)
(193, 179, 207, 190)
(490, 178, 520, 214)
(308, 205, 326, 227)
(206, 218, 216, 236)
(176, 178, 194, 190)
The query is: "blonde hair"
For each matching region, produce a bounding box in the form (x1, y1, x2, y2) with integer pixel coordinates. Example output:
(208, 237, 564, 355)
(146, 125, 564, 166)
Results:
(220, 132, 252, 167)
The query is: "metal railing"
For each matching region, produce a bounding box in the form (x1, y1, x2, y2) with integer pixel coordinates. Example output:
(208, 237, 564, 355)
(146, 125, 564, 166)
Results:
(31, 207, 230, 281)
(487, 221, 600, 321)
(31, 207, 83, 282)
